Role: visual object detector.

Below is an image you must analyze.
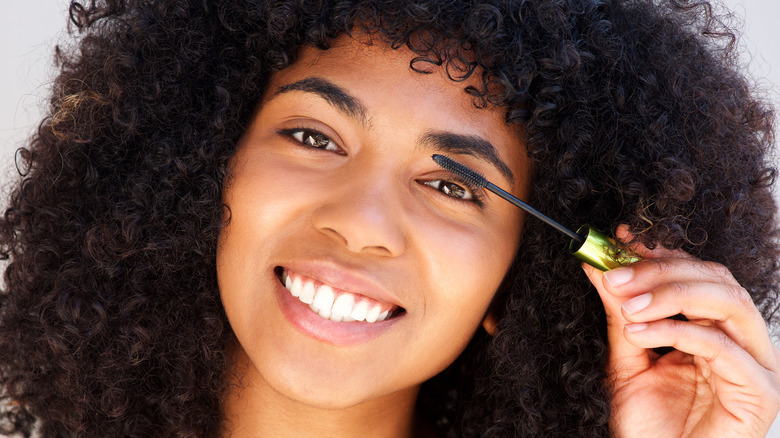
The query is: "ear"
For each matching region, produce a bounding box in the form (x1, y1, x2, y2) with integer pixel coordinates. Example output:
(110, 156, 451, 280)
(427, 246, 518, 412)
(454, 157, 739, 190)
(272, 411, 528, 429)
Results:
(482, 311, 498, 336)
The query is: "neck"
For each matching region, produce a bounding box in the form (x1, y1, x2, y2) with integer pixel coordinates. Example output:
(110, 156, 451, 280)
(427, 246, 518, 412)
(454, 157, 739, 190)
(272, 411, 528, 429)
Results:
(219, 342, 424, 438)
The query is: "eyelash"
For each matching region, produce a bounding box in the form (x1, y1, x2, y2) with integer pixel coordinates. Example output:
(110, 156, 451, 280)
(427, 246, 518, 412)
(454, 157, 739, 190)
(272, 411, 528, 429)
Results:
(278, 126, 484, 205)
(278, 127, 343, 153)
(422, 178, 484, 206)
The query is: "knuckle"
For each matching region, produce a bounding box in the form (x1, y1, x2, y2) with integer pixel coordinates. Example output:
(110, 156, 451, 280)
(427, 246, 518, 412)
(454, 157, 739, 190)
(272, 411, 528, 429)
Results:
(650, 258, 675, 277)
(703, 261, 736, 284)
(666, 320, 740, 364)
(725, 284, 755, 309)
(716, 330, 736, 351)
(670, 281, 690, 299)
(696, 327, 734, 363)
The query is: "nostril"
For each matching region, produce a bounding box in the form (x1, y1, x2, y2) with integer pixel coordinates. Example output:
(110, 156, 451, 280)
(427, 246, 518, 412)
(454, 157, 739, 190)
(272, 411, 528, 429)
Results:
(311, 196, 407, 257)
(318, 227, 349, 246)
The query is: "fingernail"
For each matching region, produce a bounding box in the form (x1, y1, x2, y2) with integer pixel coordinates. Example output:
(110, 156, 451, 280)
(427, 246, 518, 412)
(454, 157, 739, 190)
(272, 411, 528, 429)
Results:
(603, 267, 634, 286)
(624, 323, 648, 333)
(622, 293, 652, 314)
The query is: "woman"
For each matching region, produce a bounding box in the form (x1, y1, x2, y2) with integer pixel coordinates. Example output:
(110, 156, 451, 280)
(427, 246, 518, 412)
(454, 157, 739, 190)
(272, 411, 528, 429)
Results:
(1, 0, 778, 436)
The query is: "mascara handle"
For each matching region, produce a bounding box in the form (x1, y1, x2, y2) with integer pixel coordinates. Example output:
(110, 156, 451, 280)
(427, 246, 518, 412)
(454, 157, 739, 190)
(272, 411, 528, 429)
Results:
(569, 224, 642, 271)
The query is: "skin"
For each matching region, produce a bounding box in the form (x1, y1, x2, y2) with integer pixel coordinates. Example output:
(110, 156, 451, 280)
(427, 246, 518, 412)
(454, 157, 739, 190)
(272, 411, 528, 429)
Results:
(216, 35, 530, 437)
(584, 225, 780, 437)
(216, 32, 780, 438)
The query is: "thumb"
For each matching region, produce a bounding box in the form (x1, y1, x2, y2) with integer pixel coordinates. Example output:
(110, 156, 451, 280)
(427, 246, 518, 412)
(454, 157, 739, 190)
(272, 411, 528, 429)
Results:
(583, 257, 650, 372)
(585, 224, 681, 371)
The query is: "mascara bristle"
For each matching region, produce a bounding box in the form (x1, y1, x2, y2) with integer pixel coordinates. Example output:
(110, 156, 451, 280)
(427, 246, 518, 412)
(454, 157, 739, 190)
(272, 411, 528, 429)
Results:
(431, 154, 488, 188)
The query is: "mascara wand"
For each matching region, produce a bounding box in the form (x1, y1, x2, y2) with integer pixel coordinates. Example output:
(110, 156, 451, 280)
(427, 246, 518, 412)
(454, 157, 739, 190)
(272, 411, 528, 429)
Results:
(432, 154, 640, 271)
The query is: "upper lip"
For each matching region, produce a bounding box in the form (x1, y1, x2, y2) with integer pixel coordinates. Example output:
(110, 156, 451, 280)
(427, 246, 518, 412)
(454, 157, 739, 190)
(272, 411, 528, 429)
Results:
(278, 259, 403, 308)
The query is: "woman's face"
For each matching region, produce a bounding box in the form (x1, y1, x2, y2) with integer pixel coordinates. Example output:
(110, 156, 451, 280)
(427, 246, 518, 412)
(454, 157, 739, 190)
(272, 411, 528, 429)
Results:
(217, 36, 530, 409)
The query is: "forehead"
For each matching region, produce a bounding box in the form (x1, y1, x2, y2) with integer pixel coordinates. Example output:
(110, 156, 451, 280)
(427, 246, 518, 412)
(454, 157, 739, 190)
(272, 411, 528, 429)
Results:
(265, 34, 507, 128)
(261, 34, 530, 192)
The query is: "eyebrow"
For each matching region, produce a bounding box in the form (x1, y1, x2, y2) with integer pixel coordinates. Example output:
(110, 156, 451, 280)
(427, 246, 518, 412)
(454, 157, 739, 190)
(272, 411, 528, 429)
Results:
(419, 131, 515, 185)
(271, 77, 370, 126)
(270, 77, 515, 185)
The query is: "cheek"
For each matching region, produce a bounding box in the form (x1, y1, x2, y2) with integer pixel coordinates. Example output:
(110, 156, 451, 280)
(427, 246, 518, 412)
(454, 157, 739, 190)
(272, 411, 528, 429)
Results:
(416, 204, 522, 295)
(219, 150, 317, 256)
(216, 153, 299, 325)
(412, 208, 522, 341)
(398, 232, 515, 378)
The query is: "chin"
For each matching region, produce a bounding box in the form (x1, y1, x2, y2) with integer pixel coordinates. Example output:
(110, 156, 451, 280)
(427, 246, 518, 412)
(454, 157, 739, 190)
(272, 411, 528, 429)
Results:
(263, 361, 402, 410)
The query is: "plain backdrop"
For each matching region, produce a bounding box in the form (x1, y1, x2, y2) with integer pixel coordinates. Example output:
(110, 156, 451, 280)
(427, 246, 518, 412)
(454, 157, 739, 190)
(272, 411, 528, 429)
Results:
(2, 0, 780, 436)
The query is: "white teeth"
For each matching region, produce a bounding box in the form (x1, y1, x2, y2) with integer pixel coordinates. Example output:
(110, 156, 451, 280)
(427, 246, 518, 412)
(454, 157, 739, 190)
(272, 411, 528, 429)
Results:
(331, 294, 355, 319)
(312, 284, 335, 319)
(299, 281, 316, 304)
(350, 300, 369, 322)
(282, 270, 398, 324)
(365, 304, 382, 323)
(349, 300, 368, 321)
(290, 276, 302, 298)
(284, 273, 292, 290)
(314, 303, 331, 319)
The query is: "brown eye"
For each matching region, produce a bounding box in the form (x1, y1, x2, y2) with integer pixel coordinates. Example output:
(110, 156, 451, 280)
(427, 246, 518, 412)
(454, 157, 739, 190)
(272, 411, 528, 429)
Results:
(423, 180, 474, 201)
(290, 129, 340, 152)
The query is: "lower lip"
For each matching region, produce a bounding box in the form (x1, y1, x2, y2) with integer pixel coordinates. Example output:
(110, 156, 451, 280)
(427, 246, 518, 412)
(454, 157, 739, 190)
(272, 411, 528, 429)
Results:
(274, 273, 401, 346)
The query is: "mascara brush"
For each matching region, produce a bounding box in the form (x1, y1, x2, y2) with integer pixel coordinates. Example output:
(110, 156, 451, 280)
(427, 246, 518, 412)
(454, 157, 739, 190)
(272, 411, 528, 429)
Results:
(432, 154, 640, 271)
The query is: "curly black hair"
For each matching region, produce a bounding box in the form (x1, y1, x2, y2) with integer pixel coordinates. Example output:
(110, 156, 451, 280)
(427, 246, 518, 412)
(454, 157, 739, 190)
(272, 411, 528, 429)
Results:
(1, 0, 777, 436)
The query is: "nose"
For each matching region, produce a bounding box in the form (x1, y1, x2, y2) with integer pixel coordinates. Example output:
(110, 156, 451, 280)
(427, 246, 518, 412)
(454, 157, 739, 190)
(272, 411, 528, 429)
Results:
(311, 166, 407, 257)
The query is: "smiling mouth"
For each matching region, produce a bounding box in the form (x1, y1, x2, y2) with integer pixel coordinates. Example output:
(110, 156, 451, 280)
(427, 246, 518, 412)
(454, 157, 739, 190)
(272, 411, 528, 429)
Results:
(275, 267, 405, 323)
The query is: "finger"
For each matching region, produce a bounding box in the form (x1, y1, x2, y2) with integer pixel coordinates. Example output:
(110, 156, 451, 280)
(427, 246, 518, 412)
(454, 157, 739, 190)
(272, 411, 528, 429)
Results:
(625, 319, 780, 432)
(601, 252, 776, 371)
(588, 235, 703, 371)
(601, 256, 741, 298)
(583, 262, 650, 370)
(622, 318, 771, 385)
(619, 279, 776, 371)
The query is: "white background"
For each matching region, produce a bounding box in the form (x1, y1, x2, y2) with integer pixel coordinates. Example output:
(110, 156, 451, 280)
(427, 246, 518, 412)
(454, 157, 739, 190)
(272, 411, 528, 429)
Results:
(2, 0, 780, 436)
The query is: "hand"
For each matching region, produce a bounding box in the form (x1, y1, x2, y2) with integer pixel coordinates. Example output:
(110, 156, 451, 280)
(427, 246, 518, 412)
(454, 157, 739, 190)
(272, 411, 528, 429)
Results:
(583, 225, 780, 437)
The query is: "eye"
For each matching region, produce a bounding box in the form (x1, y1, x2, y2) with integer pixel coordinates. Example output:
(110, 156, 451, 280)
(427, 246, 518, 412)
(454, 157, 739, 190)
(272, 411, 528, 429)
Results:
(281, 128, 341, 153)
(423, 179, 475, 201)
